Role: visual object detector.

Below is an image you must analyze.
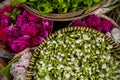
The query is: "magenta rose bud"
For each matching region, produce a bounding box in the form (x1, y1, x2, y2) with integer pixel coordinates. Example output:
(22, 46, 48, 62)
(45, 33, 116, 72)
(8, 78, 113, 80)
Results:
(100, 19, 114, 32)
(72, 19, 87, 27)
(85, 14, 101, 28)
(11, 35, 31, 52)
(21, 22, 39, 37)
(30, 36, 44, 47)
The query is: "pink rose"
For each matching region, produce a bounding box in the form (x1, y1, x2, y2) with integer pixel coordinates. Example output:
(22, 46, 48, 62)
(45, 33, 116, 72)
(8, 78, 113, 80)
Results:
(11, 35, 31, 52)
(21, 22, 39, 37)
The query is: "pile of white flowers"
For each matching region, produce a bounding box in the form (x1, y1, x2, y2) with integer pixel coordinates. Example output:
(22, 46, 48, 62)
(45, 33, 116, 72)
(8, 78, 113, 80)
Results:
(33, 30, 120, 80)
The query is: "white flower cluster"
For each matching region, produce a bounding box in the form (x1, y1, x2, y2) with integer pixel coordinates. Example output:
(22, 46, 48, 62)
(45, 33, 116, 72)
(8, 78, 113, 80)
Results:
(33, 31, 119, 80)
(10, 51, 32, 80)
(106, 28, 120, 44)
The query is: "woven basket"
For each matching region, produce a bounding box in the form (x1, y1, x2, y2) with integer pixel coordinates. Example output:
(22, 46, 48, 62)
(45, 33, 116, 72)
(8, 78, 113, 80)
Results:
(26, 27, 120, 80)
(21, 3, 102, 21)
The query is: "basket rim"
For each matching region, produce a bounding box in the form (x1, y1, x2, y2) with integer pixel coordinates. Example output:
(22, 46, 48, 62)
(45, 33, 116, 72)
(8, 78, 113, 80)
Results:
(26, 27, 120, 80)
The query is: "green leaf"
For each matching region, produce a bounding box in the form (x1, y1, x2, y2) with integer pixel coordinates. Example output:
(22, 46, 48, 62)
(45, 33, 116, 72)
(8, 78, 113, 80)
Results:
(12, 8, 17, 14)
(10, 15, 16, 21)
(0, 64, 11, 77)
(58, 0, 63, 4)
(16, 10, 22, 15)
(62, 3, 66, 8)
(0, 56, 21, 77)
(94, 0, 100, 3)
(11, 0, 27, 5)
(83, 0, 93, 8)
(29, 0, 37, 2)
(0, 64, 4, 70)
(10, 8, 21, 21)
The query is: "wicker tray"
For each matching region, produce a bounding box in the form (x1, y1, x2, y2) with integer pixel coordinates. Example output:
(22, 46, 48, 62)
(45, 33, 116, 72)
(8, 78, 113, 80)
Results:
(26, 27, 120, 80)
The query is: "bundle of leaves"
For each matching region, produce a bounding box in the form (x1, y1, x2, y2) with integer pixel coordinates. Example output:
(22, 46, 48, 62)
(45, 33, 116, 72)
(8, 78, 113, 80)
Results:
(11, 0, 103, 14)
